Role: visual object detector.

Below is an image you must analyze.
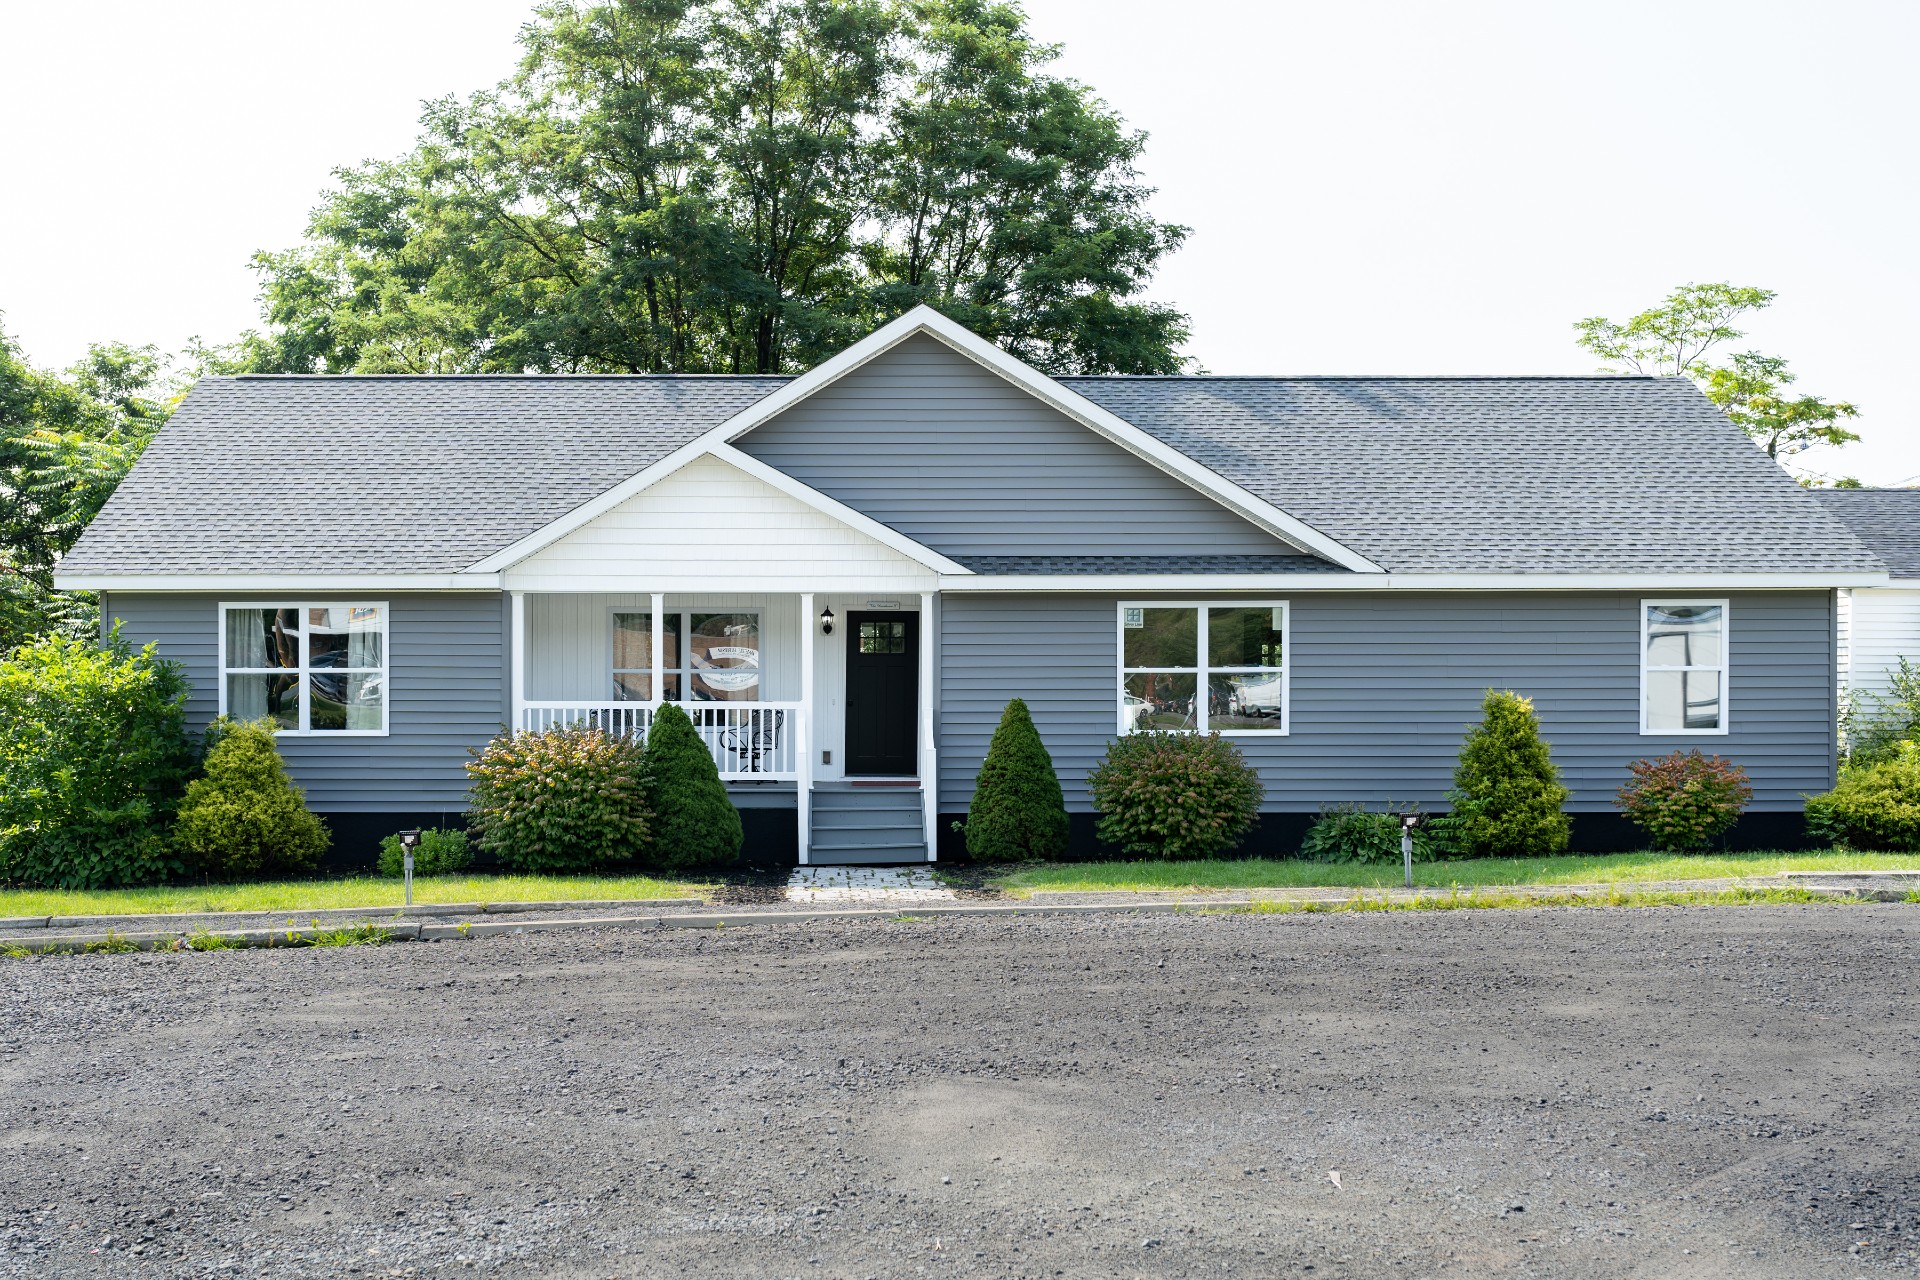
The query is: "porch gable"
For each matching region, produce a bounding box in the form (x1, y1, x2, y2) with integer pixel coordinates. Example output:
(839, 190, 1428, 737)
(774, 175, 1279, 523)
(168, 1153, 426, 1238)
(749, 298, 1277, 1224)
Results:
(502, 451, 943, 593)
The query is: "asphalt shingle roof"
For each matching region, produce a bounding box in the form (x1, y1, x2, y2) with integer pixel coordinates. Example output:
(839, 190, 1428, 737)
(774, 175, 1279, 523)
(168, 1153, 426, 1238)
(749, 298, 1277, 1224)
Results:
(1809, 488, 1920, 578)
(62, 369, 1886, 578)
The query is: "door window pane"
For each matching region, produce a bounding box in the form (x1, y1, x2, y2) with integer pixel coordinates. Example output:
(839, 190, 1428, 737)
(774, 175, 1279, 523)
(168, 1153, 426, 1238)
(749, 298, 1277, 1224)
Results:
(1645, 604, 1722, 667)
(1647, 669, 1722, 732)
(1123, 673, 1197, 731)
(1123, 607, 1197, 668)
(1208, 606, 1284, 668)
(1208, 673, 1287, 729)
(859, 620, 907, 654)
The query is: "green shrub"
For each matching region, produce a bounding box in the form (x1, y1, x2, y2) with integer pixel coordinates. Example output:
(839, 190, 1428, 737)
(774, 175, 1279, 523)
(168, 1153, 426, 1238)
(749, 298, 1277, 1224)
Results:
(465, 723, 651, 873)
(1298, 802, 1450, 864)
(173, 718, 329, 880)
(642, 703, 742, 872)
(0, 628, 195, 888)
(1087, 731, 1263, 860)
(1448, 690, 1571, 857)
(964, 698, 1070, 862)
(1842, 658, 1920, 767)
(1616, 750, 1752, 850)
(376, 827, 471, 878)
(1804, 743, 1920, 851)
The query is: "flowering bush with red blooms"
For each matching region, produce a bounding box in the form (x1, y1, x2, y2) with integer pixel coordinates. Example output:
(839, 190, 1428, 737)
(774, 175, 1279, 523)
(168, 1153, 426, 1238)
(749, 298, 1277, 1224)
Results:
(1616, 751, 1752, 851)
(465, 724, 650, 872)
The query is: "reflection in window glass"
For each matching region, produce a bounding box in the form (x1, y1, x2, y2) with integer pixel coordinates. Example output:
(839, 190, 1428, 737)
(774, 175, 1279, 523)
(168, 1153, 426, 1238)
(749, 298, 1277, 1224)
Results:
(1123, 673, 1197, 731)
(1122, 607, 1197, 668)
(222, 604, 385, 732)
(1208, 673, 1287, 729)
(1645, 605, 1722, 667)
(858, 621, 907, 654)
(1643, 602, 1727, 733)
(1208, 606, 1284, 669)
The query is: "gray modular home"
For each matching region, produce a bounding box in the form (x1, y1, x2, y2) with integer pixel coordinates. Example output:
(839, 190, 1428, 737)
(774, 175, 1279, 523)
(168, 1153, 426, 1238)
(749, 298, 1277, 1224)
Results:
(57, 307, 1891, 861)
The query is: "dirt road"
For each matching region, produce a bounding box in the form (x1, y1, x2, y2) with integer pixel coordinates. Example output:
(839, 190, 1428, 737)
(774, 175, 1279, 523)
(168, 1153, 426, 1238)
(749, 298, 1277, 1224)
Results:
(2, 904, 1916, 1277)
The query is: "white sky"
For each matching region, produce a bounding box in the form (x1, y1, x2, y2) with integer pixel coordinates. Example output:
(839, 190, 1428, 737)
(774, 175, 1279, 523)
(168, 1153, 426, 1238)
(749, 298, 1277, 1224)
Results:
(2, 0, 1914, 481)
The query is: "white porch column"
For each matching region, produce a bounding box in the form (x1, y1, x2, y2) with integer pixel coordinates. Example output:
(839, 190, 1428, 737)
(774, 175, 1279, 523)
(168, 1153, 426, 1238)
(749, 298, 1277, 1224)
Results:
(649, 592, 666, 707)
(509, 590, 527, 733)
(919, 591, 937, 862)
(798, 592, 815, 866)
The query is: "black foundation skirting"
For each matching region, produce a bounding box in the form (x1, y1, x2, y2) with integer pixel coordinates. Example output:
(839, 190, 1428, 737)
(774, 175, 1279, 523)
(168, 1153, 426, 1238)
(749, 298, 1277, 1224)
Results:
(936, 808, 1819, 864)
(316, 806, 799, 874)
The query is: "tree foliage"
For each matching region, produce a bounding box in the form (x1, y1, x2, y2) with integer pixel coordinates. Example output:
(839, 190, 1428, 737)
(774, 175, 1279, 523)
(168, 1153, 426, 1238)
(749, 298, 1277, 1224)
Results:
(246, 0, 1191, 378)
(963, 696, 1068, 861)
(173, 718, 331, 881)
(1448, 690, 1571, 857)
(1574, 283, 1860, 481)
(0, 627, 196, 888)
(0, 321, 216, 651)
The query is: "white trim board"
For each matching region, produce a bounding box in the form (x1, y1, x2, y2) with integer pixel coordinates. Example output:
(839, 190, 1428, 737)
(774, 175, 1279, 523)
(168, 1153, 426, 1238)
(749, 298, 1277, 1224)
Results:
(464, 305, 1383, 576)
(938, 571, 1892, 592)
(59, 572, 503, 592)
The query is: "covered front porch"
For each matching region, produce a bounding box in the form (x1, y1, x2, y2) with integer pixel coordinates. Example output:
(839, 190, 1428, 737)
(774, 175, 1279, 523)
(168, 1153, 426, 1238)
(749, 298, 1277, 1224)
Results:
(507, 591, 936, 864)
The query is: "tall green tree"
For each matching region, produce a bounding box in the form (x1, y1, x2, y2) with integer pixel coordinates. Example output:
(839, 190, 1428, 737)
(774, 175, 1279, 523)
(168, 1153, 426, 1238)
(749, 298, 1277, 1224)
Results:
(1575, 283, 1861, 482)
(246, 0, 1191, 376)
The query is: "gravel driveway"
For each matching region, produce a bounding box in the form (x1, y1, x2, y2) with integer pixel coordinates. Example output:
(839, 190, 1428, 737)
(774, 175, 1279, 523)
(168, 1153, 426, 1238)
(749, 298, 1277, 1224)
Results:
(2, 904, 1916, 1278)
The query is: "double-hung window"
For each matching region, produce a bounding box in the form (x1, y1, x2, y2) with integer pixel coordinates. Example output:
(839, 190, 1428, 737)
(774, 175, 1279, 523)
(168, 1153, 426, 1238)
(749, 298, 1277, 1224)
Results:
(220, 604, 387, 734)
(1641, 600, 1728, 734)
(612, 609, 762, 702)
(1119, 602, 1288, 735)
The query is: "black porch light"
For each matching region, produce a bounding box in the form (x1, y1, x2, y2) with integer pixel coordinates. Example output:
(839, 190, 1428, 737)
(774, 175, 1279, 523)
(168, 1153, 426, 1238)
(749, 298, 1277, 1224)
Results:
(819, 606, 835, 635)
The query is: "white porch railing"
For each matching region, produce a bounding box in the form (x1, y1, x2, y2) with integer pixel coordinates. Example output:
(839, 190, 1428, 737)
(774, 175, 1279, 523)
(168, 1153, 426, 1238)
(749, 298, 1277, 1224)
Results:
(517, 701, 803, 781)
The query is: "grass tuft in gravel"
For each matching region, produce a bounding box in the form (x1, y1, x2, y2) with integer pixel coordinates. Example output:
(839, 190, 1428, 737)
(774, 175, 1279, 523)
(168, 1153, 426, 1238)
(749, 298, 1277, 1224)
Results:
(1236, 884, 1856, 915)
(973, 847, 1918, 897)
(303, 921, 394, 947)
(82, 930, 139, 954)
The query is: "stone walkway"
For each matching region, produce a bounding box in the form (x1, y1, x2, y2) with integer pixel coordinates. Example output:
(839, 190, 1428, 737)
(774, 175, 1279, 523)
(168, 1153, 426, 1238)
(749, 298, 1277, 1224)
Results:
(783, 865, 958, 905)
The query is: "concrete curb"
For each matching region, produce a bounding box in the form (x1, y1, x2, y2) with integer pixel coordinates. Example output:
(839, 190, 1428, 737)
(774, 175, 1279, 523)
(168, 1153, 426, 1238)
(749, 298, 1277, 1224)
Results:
(5, 882, 1912, 956)
(0, 898, 706, 935)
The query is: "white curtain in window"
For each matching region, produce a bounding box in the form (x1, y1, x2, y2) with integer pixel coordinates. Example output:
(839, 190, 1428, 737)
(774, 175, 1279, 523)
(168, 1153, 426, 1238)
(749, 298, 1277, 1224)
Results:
(225, 610, 271, 719)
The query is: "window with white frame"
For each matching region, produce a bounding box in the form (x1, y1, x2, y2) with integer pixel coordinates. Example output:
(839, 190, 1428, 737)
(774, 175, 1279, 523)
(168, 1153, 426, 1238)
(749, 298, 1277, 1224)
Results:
(221, 604, 387, 734)
(1641, 600, 1727, 734)
(612, 609, 762, 702)
(1119, 602, 1288, 734)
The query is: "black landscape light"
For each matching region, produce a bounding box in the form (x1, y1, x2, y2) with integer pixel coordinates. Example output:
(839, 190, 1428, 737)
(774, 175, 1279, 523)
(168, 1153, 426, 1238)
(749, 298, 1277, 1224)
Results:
(1398, 813, 1423, 891)
(398, 829, 421, 907)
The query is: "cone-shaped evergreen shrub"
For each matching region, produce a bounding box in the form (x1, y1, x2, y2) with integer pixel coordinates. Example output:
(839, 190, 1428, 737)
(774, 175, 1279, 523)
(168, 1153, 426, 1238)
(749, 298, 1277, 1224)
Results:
(1449, 690, 1571, 856)
(174, 718, 330, 880)
(465, 723, 649, 872)
(964, 698, 1070, 861)
(644, 703, 742, 871)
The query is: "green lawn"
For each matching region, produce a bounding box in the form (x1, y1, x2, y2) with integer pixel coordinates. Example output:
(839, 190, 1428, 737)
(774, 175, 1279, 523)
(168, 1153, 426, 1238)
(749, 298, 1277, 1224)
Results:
(970, 848, 1920, 897)
(0, 873, 715, 920)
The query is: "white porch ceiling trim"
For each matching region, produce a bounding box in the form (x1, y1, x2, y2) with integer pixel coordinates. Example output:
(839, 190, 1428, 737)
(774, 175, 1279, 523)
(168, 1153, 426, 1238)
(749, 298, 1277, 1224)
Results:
(465, 304, 1382, 576)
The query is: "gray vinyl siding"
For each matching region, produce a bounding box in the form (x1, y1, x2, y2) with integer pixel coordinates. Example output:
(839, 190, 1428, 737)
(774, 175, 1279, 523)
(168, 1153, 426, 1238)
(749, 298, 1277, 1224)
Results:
(937, 591, 1837, 812)
(734, 333, 1297, 558)
(104, 592, 507, 813)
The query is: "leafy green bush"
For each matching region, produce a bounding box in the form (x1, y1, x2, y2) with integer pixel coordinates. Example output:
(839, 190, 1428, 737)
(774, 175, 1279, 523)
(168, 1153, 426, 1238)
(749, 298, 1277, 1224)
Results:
(1088, 731, 1263, 860)
(964, 698, 1070, 862)
(466, 723, 651, 873)
(0, 628, 195, 888)
(376, 827, 471, 878)
(1448, 690, 1571, 857)
(1616, 750, 1752, 850)
(642, 703, 742, 872)
(174, 718, 329, 880)
(1842, 657, 1920, 767)
(1804, 743, 1920, 851)
(1298, 802, 1451, 863)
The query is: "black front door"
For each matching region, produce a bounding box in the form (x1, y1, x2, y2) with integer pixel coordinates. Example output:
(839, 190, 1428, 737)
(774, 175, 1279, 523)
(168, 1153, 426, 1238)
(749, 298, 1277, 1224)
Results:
(844, 612, 919, 776)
